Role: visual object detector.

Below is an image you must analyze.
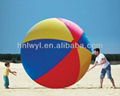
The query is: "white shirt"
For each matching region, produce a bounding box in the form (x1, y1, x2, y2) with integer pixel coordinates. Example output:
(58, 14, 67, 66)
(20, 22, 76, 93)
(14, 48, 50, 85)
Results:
(95, 53, 110, 69)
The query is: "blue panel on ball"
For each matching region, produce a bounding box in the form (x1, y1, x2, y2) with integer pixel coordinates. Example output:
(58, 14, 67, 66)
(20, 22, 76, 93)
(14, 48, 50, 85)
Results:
(78, 33, 92, 52)
(21, 39, 72, 80)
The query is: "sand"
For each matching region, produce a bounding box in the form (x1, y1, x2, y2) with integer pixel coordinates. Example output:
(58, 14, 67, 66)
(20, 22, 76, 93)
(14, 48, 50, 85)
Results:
(0, 62, 120, 96)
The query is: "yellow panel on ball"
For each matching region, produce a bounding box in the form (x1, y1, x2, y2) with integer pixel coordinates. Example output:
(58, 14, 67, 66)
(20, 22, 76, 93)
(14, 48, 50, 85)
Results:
(23, 18, 74, 43)
(77, 47, 92, 81)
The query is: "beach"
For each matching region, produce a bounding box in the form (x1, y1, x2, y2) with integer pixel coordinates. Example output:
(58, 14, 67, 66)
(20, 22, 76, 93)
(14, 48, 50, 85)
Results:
(0, 62, 120, 96)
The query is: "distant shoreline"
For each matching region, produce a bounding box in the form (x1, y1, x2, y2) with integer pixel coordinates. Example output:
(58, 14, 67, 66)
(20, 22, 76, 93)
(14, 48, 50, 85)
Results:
(0, 54, 120, 64)
(0, 61, 120, 65)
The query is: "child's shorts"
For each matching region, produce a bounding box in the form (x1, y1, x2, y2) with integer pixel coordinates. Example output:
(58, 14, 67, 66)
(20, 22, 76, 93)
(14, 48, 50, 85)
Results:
(3, 76, 9, 87)
(100, 65, 112, 79)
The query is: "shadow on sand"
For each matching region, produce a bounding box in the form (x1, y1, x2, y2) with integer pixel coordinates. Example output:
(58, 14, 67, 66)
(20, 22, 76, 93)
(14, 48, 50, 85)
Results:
(9, 87, 120, 90)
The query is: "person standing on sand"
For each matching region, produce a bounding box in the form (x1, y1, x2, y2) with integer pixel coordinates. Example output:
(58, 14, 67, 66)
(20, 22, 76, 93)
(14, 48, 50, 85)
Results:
(3, 62, 17, 89)
(88, 48, 116, 88)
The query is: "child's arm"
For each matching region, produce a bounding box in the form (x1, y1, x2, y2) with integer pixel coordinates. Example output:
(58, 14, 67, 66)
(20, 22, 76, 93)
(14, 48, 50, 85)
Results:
(8, 69, 17, 76)
(88, 61, 98, 72)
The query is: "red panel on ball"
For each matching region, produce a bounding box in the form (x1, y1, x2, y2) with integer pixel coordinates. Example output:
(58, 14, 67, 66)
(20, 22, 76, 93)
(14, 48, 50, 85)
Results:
(58, 18, 83, 42)
(34, 48, 80, 88)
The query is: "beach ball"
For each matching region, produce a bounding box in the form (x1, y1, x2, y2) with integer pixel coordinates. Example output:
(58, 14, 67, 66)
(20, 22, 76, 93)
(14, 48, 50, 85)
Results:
(21, 18, 92, 88)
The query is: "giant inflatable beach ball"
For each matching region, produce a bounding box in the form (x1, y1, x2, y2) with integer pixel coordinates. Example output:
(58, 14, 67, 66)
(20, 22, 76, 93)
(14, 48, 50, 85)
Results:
(21, 18, 92, 88)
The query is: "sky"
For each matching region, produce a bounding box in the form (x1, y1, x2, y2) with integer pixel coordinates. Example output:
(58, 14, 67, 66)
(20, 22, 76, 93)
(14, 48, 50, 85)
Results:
(0, 0, 120, 54)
